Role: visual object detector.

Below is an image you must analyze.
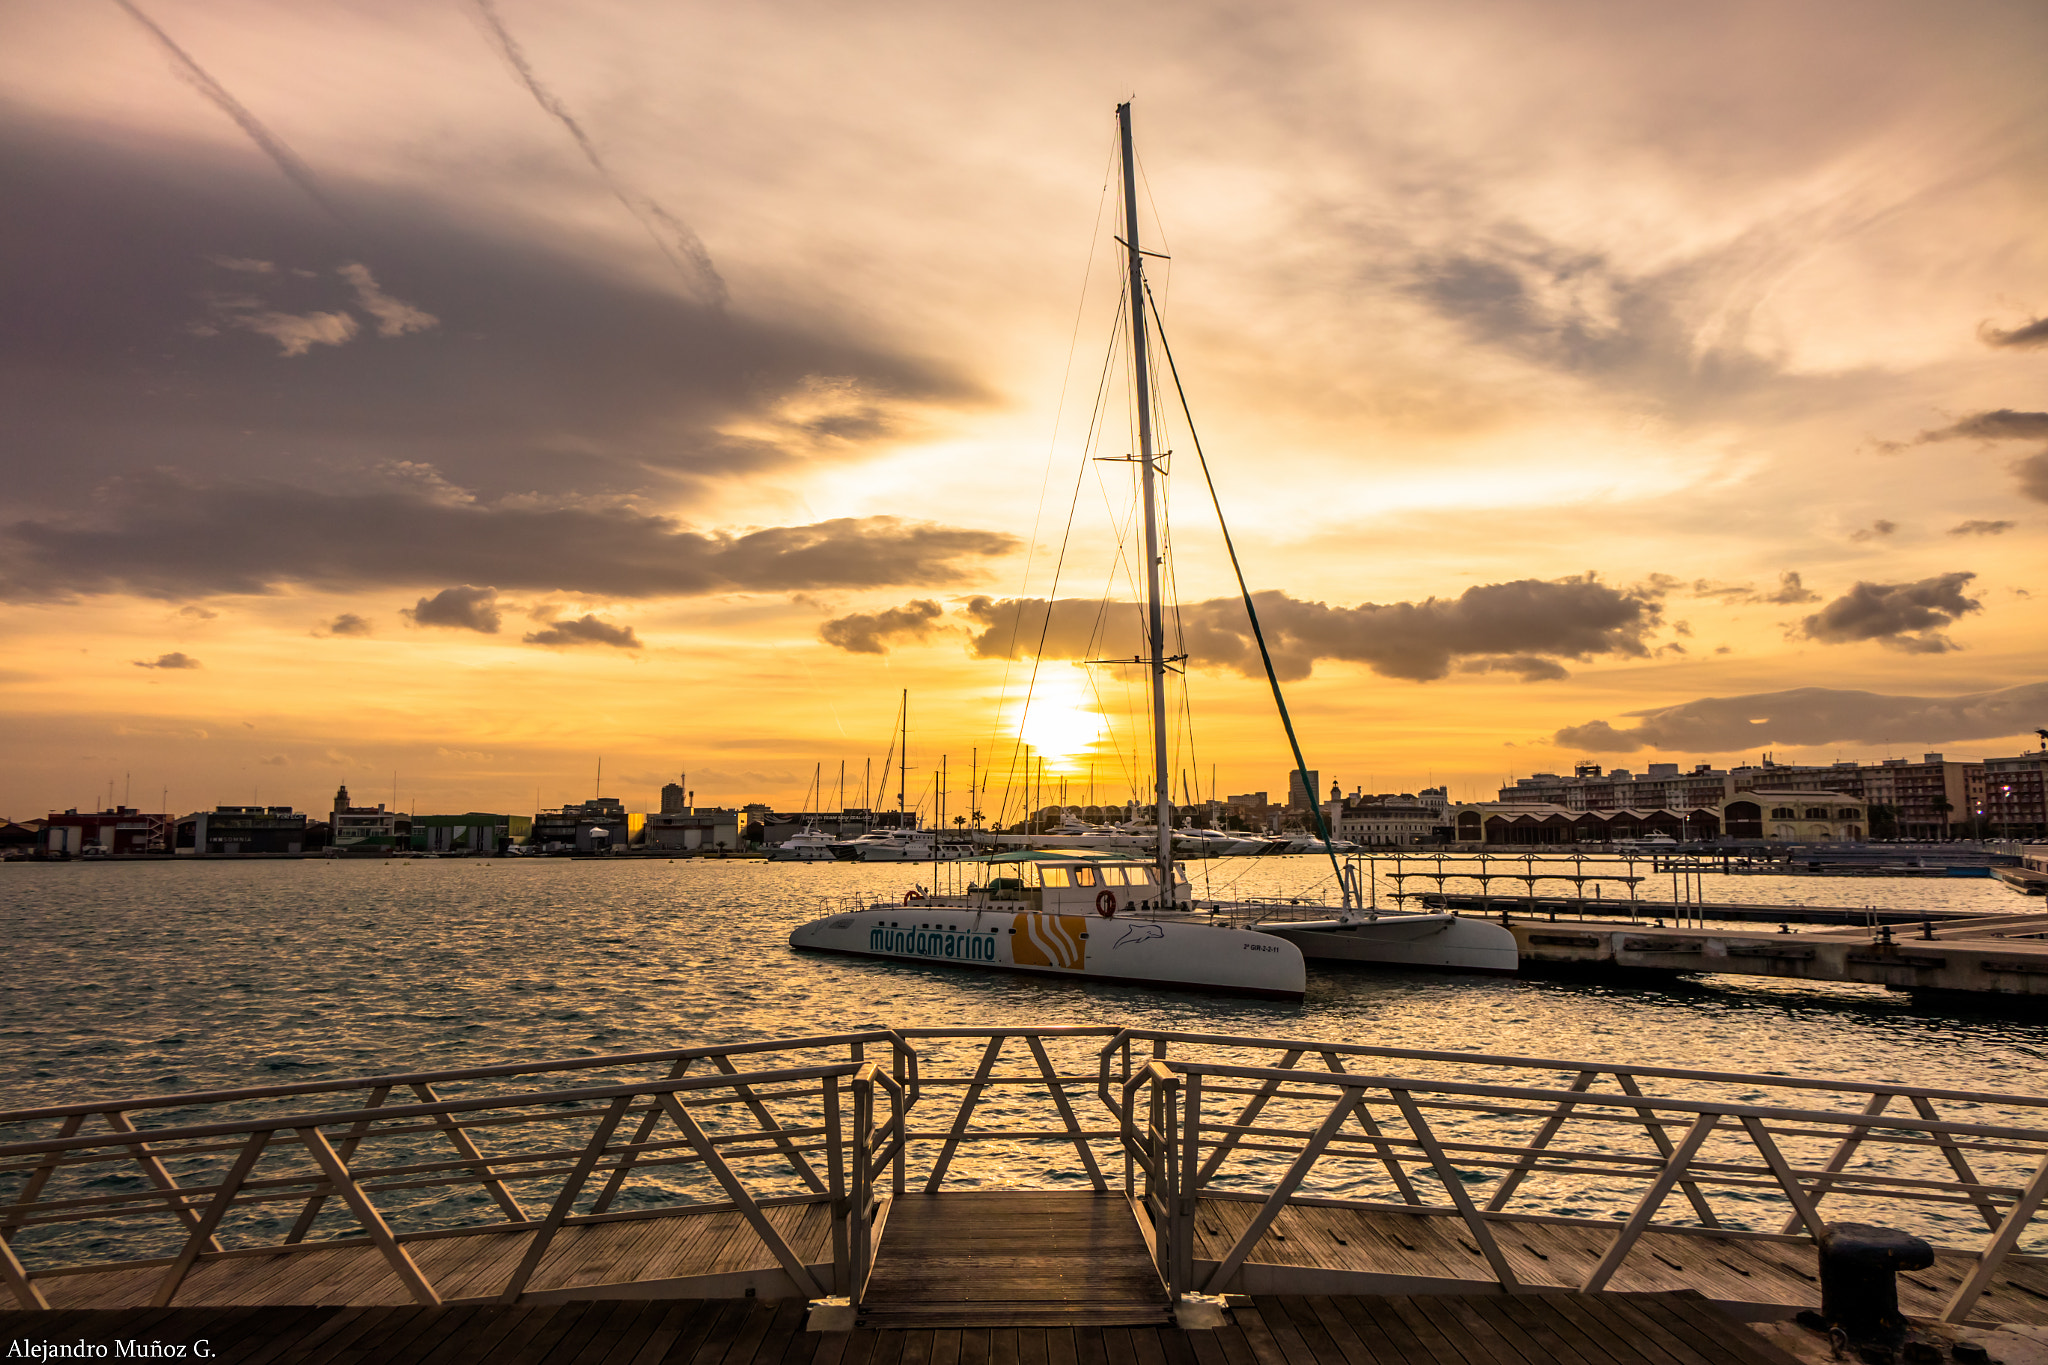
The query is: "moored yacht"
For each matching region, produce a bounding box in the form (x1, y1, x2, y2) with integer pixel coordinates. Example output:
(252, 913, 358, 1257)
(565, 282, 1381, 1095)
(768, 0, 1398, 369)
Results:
(767, 827, 840, 862)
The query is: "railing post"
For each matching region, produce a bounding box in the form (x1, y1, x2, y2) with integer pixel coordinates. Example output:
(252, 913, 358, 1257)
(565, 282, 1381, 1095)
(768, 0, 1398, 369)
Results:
(824, 1072, 848, 1297)
(1174, 1072, 1200, 1300)
(1942, 1150, 2048, 1324)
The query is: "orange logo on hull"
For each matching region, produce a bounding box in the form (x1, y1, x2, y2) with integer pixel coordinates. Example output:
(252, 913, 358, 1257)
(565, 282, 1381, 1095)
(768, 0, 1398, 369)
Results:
(1010, 914, 1088, 970)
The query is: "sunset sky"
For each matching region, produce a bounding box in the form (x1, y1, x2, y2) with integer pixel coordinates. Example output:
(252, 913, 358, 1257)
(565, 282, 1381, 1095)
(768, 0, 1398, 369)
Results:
(4, 0, 2045, 823)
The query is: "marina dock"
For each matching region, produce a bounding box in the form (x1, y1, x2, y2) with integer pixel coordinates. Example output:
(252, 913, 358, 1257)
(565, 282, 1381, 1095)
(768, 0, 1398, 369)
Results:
(1506, 912, 2048, 995)
(1417, 892, 2003, 925)
(6, 1025, 2048, 1347)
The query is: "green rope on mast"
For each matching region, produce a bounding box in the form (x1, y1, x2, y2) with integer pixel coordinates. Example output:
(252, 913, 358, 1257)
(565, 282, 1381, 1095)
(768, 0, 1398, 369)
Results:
(1144, 281, 1350, 906)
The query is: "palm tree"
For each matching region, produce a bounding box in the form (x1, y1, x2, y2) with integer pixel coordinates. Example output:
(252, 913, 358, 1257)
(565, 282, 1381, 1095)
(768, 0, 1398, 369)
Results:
(1931, 797, 1954, 843)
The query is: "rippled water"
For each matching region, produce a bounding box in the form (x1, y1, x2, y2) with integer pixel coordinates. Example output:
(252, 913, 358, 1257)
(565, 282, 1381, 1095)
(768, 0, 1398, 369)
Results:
(4, 857, 2044, 1266)
(2, 856, 2038, 1105)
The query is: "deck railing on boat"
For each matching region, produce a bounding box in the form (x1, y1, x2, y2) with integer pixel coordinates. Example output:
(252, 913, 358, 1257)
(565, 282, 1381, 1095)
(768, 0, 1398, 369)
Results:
(5, 1026, 2047, 1324)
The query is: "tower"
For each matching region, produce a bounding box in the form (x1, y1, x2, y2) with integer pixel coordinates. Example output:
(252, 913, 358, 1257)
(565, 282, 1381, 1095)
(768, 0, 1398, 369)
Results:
(333, 784, 350, 815)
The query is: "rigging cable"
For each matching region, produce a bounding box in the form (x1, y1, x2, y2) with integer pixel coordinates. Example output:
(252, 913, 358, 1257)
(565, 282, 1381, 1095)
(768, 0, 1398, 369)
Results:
(1145, 280, 1349, 905)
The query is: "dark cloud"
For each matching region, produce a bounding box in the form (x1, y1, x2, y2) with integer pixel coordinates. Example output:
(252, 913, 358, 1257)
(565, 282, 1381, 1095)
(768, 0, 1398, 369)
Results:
(1458, 656, 1572, 682)
(961, 575, 1659, 682)
(818, 599, 946, 654)
(132, 652, 199, 670)
(1916, 410, 2048, 443)
(404, 586, 501, 633)
(1796, 572, 1981, 653)
(523, 614, 641, 649)
(1848, 518, 1896, 542)
(0, 472, 1015, 601)
(1949, 519, 2016, 536)
(177, 605, 217, 620)
(1904, 411, 2048, 506)
(321, 613, 372, 637)
(1689, 571, 1820, 605)
(1555, 681, 2048, 754)
(0, 117, 975, 517)
(1980, 318, 2048, 350)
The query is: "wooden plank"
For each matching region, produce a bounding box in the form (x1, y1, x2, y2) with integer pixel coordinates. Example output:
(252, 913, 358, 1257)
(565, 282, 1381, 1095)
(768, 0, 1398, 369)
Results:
(1628, 1294, 1804, 1365)
(1431, 1298, 1542, 1365)
(1377, 1295, 1479, 1365)
(378, 1305, 481, 1365)
(685, 1299, 756, 1365)
(1463, 1296, 1584, 1365)
(1402, 1296, 1520, 1365)
(1539, 1295, 1671, 1365)
(1221, 1303, 1290, 1365)
(1592, 1297, 1721, 1365)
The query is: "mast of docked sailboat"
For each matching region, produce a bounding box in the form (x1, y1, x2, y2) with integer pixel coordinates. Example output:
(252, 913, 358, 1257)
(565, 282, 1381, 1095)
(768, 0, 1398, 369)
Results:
(897, 688, 909, 829)
(1119, 101, 1175, 901)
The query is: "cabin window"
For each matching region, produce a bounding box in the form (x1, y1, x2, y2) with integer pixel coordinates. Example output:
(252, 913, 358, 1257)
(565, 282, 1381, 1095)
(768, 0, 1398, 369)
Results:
(1070, 867, 1098, 887)
(1123, 867, 1153, 886)
(1038, 867, 1070, 888)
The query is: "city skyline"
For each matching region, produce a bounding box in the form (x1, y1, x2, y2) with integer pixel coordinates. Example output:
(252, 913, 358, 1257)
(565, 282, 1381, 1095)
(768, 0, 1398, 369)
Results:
(3, 0, 2045, 817)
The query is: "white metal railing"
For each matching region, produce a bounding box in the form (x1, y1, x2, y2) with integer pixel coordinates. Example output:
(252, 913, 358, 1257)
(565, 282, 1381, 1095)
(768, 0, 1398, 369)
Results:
(1094, 1029, 2048, 1322)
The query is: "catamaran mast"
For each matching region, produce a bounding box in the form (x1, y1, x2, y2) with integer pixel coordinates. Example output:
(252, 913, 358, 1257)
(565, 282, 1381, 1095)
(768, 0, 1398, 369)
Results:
(1119, 102, 1175, 901)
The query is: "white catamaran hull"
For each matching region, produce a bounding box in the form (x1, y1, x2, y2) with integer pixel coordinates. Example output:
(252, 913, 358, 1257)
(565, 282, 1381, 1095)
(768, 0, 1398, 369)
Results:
(788, 904, 1306, 998)
(1252, 914, 1517, 975)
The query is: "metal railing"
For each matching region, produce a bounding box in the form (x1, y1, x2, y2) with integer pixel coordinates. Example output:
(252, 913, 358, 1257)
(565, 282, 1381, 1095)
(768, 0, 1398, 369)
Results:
(7, 1026, 2047, 1324)
(0, 1033, 915, 1311)
(1095, 1029, 2048, 1323)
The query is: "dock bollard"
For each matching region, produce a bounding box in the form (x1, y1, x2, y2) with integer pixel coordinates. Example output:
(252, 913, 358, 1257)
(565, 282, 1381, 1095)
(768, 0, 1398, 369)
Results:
(1799, 1223, 1933, 1347)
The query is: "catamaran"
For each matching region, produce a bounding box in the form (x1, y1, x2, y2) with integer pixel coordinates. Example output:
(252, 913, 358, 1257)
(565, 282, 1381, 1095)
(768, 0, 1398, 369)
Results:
(788, 103, 1513, 995)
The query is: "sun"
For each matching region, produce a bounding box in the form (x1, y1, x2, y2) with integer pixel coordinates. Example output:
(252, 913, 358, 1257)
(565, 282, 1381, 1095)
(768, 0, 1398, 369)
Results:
(1016, 672, 1108, 767)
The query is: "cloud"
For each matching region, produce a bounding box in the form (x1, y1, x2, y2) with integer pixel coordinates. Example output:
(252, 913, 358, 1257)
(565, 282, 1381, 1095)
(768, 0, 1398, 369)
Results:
(206, 305, 360, 357)
(1917, 410, 2048, 443)
(259, 754, 290, 766)
(403, 586, 502, 633)
(1795, 572, 1981, 653)
(1848, 519, 1896, 542)
(177, 604, 217, 619)
(1689, 571, 1820, 605)
(1904, 411, 2048, 506)
(522, 614, 641, 649)
(1458, 655, 1572, 682)
(818, 599, 947, 654)
(1980, 318, 2048, 350)
(1949, 519, 2016, 536)
(132, 652, 200, 669)
(337, 264, 438, 338)
(1555, 681, 2048, 754)
(320, 613, 372, 637)
(961, 574, 1659, 682)
(0, 471, 1017, 602)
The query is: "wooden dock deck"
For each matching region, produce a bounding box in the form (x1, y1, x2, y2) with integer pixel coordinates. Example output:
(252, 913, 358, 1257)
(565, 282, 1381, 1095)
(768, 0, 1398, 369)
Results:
(0, 1293, 1803, 1364)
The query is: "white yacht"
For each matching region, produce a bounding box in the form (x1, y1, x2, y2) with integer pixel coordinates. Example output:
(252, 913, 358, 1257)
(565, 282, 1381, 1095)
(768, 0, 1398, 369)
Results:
(839, 827, 970, 862)
(767, 827, 840, 862)
(789, 851, 1305, 997)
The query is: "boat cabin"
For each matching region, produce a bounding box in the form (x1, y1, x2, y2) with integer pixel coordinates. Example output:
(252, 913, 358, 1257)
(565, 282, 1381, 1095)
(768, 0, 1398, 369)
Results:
(967, 850, 1193, 914)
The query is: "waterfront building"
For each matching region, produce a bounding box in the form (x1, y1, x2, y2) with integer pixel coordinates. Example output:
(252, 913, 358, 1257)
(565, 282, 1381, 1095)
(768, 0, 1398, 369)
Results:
(411, 813, 528, 855)
(1325, 795, 1443, 846)
(645, 808, 742, 851)
(530, 797, 640, 852)
(660, 777, 689, 814)
(1445, 791, 1867, 846)
(173, 806, 312, 855)
(1285, 770, 1320, 811)
(44, 806, 170, 855)
(328, 784, 410, 853)
(1984, 751, 2048, 839)
(1505, 755, 1980, 837)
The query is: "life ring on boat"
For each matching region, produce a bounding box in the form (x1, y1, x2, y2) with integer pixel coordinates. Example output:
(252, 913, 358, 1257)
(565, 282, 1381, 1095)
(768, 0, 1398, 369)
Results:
(1095, 889, 1118, 917)
(903, 889, 925, 903)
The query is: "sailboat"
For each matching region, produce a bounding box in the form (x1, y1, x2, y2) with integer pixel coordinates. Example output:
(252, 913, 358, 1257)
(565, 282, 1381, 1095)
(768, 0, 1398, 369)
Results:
(788, 104, 1512, 994)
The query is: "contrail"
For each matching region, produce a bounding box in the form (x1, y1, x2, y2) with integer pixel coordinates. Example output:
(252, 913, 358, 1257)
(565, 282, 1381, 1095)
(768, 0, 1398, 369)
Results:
(473, 0, 727, 307)
(110, 0, 344, 223)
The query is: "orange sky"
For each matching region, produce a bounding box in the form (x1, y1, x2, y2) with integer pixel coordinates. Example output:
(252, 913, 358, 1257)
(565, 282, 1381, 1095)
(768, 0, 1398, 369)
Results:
(2, 0, 2045, 822)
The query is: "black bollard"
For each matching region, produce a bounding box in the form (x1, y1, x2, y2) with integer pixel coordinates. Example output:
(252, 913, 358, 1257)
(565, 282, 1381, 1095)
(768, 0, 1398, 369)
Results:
(1811, 1223, 1933, 1345)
